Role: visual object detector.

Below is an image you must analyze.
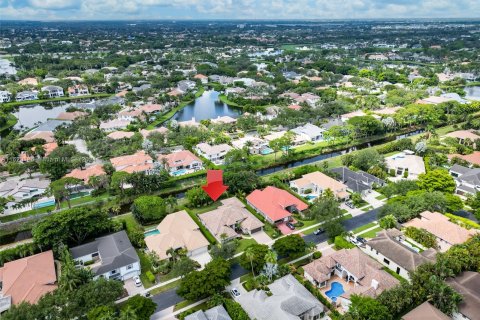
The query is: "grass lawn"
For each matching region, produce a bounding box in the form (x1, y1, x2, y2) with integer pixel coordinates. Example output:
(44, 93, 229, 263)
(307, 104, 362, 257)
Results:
(361, 206, 373, 212)
(0, 114, 17, 134)
(352, 222, 377, 235)
(148, 278, 182, 295)
(177, 301, 209, 314)
(174, 299, 196, 311)
(375, 194, 386, 200)
(218, 94, 240, 107)
(115, 212, 145, 231)
(236, 238, 257, 254)
(190, 202, 222, 215)
(136, 249, 155, 288)
(360, 226, 383, 238)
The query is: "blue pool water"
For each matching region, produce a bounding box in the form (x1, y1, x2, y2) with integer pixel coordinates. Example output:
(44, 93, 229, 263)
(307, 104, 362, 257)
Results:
(144, 229, 161, 237)
(33, 200, 55, 209)
(305, 195, 318, 201)
(260, 148, 274, 155)
(325, 282, 345, 302)
(172, 169, 188, 176)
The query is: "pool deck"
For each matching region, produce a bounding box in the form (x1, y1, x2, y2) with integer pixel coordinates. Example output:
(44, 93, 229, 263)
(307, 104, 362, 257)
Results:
(318, 275, 356, 313)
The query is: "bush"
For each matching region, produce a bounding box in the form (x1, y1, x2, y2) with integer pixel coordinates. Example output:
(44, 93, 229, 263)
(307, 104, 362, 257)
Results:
(0, 242, 40, 267)
(297, 266, 304, 275)
(389, 168, 396, 177)
(223, 299, 250, 320)
(404, 226, 438, 249)
(312, 251, 322, 259)
(131, 195, 168, 225)
(334, 236, 355, 250)
(445, 213, 480, 230)
(146, 270, 156, 283)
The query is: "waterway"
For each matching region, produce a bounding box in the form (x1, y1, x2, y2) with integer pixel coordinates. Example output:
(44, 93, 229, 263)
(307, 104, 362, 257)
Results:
(465, 86, 480, 101)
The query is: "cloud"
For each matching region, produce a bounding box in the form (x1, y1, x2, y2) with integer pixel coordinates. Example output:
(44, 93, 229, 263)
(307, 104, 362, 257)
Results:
(2, 0, 480, 20)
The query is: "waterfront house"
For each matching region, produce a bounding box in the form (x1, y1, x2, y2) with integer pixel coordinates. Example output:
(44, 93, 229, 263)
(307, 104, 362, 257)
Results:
(110, 150, 154, 174)
(41, 85, 64, 98)
(157, 150, 203, 176)
(194, 143, 232, 165)
(290, 171, 349, 201)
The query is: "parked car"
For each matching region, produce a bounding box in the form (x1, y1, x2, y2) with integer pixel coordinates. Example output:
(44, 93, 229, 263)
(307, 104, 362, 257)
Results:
(230, 288, 241, 298)
(133, 276, 142, 287)
(345, 201, 355, 209)
(356, 237, 367, 244)
(286, 222, 296, 230)
(313, 228, 325, 235)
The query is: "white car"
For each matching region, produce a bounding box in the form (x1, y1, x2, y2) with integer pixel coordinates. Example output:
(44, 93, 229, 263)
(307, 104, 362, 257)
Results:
(133, 276, 142, 287)
(230, 288, 241, 298)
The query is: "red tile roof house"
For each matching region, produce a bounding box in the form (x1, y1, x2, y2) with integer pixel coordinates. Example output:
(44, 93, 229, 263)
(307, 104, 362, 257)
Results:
(118, 104, 164, 121)
(0, 250, 57, 313)
(64, 164, 106, 184)
(157, 150, 203, 176)
(110, 150, 154, 174)
(246, 186, 308, 231)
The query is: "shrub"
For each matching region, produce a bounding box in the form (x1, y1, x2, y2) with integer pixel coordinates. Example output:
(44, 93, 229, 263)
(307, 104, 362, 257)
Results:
(445, 213, 480, 230)
(297, 266, 304, 275)
(313, 251, 322, 259)
(334, 236, 355, 250)
(403, 169, 409, 178)
(146, 270, 156, 283)
(223, 299, 250, 320)
(389, 168, 396, 177)
(404, 227, 438, 249)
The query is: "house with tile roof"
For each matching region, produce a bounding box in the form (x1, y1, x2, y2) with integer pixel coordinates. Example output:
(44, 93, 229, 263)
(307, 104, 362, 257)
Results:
(199, 197, 264, 242)
(140, 127, 169, 139)
(402, 301, 450, 320)
(158, 150, 203, 176)
(145, 210, 210, 261)
(303, 248, 399, 311)
(0, 250, 57, 313)
(365, 229, 437, 280)
(70, 230, 140, 281)
(107, 131, 135, 140)
(330, 167, 385, 196)
(194, 143, 232, 165)
(237, 274, 324, 320)
(403, 211, 476, 252)
(67, 84, 89, 97)
(99, 119, 131, 132)
(246, 186, 308, 224)
(56, 111, 88, 121)
(446, 272, 480, 320)
(290, 123, 325, 142)
(445, 130, 480, 146)
(41, 85, 64, 98)
(110, 150, 154, 174)
(385, 151, 426, 180)
(290, 171, 349, 201)
(450, 164, 480, 196)
(185, 305, 231, 320)
(64, 164, 106, 184)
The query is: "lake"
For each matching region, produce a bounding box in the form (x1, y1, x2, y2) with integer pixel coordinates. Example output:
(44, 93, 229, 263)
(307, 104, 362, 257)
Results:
(171, 90, 242, 122)
(14, 104, 68, 130)
(0, 58, 16, 76)
(465, 86, 480, 101)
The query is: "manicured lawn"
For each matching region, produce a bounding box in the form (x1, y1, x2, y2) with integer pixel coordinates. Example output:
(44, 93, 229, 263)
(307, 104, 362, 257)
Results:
(136, 249, 155, 288)
(352, 222, 377, 235)
(359, 226, 383, 238)
(174, 299, 195, 311)
(361, 206, 373, 212)
(148, 278, 182, 295)
(375, 194, 386, 200)
(190, 202, 222, 215)
(236, 238, 257, 254)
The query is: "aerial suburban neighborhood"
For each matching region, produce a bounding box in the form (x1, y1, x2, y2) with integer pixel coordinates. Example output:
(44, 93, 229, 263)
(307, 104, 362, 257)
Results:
(0, 8, 480, 320)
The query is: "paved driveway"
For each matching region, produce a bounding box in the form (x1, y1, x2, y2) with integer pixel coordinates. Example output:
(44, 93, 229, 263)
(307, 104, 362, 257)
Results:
(191, 251, 212, 267)
(124, 278, 144, 296)
(251, 230, 272, 244)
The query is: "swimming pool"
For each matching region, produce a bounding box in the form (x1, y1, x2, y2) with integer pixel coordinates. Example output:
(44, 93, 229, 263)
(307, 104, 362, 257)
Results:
(171, 169, 188, 176)
(144, 229, 161, 237)
(325, 282, 345, 302)
(260, 148, 274, 155)
(305, 195, 318, 201)
(33, 199, 55, 209)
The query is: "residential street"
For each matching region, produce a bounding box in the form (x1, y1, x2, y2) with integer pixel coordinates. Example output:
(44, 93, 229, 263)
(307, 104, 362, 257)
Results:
(149, 206, 382, 314)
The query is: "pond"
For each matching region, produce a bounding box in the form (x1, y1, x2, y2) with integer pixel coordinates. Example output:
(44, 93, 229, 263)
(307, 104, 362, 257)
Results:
(171, 90, 242, 123)
(14, 103, 68, 130)
(0, 58, 16, 76)
(464, 86, 480, 101)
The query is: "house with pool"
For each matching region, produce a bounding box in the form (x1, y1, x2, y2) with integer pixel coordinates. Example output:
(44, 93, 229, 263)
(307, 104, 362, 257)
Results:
(157, 150, 203, 176)
(194, 143, 232, 165)
(290, 171, 349, 201)
(303, 248, 399, 311)
(231, 136, 271, 155)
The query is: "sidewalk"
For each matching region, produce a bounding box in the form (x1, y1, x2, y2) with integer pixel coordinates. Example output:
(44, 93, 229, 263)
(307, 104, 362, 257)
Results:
(150, 298, 209, 320)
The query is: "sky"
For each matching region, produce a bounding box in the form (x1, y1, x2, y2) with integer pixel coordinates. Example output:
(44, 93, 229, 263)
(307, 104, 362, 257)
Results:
(1, 0, 480, 21)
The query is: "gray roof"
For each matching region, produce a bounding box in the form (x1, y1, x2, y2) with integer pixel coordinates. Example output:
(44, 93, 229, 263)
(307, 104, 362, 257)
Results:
(291, 123, 325, 139)
(446, 272, 480, 320)
(457, 168, 480, 186)
(185, 306, 231, 320)
(32, 120, 69, 132)
(237, 274, 324, 320)
(450, 164, 471, 176)
(70, 230, 139, 276)
(367, 229, 436, 272)
(331, 166, 385, 193)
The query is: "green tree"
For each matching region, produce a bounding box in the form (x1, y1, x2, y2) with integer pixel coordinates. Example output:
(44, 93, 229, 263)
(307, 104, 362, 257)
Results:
(87, 306, 117, 320)
(131, 195, 168, 224)
(48, 177, 83, 209)
(345, 295, 392, 320)
(121, 295, 157, 320)
(417, 169, 456, 193)
(110, 171, 130, 195)
(272, 234, 306, 257)
(379, 214, 397, 229)
(185, 186, 213, 207)
(239, 244, 269, 275)
(310, 191, 344, 238)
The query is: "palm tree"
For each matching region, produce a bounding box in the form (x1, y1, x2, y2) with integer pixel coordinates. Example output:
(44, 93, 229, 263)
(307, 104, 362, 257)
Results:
(244, 246, 257, 278)
(306, 242, 317, 261)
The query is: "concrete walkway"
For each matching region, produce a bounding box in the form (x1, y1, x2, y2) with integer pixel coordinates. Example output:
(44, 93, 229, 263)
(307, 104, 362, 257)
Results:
(150, 298, 209, 320)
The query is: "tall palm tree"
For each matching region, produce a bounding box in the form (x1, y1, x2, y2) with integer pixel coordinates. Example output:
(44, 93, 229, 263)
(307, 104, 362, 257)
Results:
(306, 242, 317, 261)
(244, 246, 257, 278)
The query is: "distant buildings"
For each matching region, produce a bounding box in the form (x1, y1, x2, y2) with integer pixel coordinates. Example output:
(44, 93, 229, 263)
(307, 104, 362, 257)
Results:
(41, 85, 64, 98)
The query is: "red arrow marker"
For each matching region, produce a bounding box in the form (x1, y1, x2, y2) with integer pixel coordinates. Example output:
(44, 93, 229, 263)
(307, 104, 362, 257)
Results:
(202, 170, 228, 201)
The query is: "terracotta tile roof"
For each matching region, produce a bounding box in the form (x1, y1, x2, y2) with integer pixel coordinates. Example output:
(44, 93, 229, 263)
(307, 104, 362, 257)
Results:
(21, 131, 55, 143)
(107, 131, 135, 140)
(445, 130, 480, 141)
(448, 152, 480, 166)
(403, 211, 476, 246)
(194, 74, 208, 79)
(246, 186, 308, 222)
(140, 127, 169, 139)
(288, 104, 302, 110)
(157, 150, 202, 168)
(65, 164, 106, 183)
(56, 111, 88, 121)
(0, 251, 57, 306)
(42, 142, 58, 156)
(402, 301, 450, 320)
(199, 197, 264, 240)
(110, 150, 153, 173)
(145, 210, 209, 260)
(291, 171, 348, 199)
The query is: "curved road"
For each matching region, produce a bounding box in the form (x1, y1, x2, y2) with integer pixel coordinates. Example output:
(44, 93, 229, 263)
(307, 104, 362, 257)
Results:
(150, 206, 382, 313)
